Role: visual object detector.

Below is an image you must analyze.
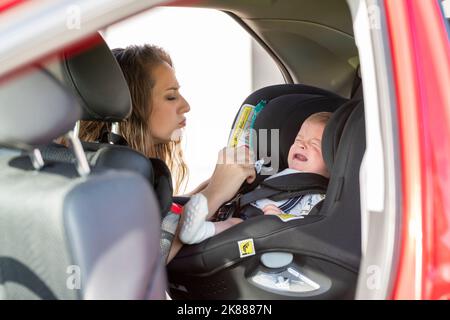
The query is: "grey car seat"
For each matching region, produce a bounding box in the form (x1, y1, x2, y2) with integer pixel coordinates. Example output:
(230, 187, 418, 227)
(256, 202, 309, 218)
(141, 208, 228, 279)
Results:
(0, 68, 166, 299)
(167, 86, 364, 300)
(40, 33, 173, 215)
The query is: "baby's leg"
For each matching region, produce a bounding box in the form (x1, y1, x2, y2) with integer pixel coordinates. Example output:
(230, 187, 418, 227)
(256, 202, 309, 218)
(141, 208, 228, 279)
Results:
(179, 194, 244, 244)
(179, 194, 215, 244)
(214, 218, 243, 235)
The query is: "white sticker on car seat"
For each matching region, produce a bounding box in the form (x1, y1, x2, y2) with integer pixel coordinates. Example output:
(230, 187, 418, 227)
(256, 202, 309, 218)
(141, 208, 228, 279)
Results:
(238, 238, 256, 258)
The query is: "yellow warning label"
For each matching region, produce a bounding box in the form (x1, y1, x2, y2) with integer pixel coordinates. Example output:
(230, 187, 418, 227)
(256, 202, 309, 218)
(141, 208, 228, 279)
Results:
(276, 213, 305, 222)
(238, 238, 255, 258)
(229, 105, 253, 148)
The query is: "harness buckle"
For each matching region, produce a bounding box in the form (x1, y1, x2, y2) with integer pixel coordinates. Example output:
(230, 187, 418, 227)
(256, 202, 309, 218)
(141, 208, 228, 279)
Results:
(216, 194, 242, 221)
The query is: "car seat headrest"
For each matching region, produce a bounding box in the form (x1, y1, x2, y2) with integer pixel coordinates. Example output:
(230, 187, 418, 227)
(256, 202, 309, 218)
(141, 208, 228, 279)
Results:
(232, 84, 346, 174)
(240, 84, 342, 107)
(61, 33, 131, 122)
(251, 93, 347, 172)
(322, 99, 362, 172)
(0, 68, 81, 148)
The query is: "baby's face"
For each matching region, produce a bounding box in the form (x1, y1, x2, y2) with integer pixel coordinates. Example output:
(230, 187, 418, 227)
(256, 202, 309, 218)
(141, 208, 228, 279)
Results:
(287, 119, 329, 177)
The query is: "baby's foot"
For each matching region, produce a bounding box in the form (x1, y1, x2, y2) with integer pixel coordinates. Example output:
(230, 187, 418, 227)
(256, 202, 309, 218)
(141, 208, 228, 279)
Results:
(179, 193, 215, 244)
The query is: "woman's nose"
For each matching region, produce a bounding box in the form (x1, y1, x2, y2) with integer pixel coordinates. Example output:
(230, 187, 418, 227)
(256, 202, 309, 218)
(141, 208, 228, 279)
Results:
(179, 96, 190, 114)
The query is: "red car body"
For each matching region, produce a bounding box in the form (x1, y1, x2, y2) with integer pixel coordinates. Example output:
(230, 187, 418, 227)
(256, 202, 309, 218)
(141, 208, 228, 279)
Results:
(1, 0, 449, 300)
(386, 0, 450, 300)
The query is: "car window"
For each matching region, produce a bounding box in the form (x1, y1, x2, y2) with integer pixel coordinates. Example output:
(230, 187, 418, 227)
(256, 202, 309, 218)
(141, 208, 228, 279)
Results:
(104, 7, 284, 194)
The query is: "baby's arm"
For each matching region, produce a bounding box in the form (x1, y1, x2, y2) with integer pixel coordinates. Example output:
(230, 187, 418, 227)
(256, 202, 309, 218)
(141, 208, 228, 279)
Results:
(262, 204, 283, 215)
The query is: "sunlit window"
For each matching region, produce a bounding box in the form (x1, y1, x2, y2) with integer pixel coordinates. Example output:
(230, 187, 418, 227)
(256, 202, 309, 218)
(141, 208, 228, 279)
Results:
(105, 7, 284, 194)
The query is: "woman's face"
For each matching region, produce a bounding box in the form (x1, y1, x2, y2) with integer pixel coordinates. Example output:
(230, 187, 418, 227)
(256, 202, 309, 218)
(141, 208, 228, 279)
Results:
(149, 62, 190, 144)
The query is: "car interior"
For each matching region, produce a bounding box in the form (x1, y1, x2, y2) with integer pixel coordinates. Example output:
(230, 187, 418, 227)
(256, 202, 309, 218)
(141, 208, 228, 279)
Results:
(0, 66, 166, 299)
(167, 86, 364, 299)
(0, 0, 368, 299)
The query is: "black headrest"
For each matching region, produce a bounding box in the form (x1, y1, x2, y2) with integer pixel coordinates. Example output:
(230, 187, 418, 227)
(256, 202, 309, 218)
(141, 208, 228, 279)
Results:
(232, 85, 347, 174)
(0, 68, 80, 148)
(250, 93, 347, 172)
(241, 84, 342, 107)
(322, 99, 362, 172)
(62, 33, 131, 122)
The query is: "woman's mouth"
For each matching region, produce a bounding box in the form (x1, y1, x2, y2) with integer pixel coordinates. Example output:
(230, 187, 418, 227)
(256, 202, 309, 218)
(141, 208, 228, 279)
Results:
(179, 119, 186, 128)
(294, 153, 308, 162)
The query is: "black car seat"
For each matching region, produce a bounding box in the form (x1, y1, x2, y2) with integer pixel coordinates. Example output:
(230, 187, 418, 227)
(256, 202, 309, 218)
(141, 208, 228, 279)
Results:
(219, 91, 349, 220)
(0, 68, 166, 299)
(40, 33, 173, 215)
(242, 86, 347, 180)
(167, 87, 364, 300)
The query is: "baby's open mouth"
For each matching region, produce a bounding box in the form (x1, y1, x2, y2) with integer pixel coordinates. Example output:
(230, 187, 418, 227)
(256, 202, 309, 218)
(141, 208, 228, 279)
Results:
(294, 153, 308, 162)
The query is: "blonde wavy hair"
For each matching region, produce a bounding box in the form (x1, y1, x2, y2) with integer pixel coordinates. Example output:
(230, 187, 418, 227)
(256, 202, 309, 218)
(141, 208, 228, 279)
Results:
(79, 45, 188, 194)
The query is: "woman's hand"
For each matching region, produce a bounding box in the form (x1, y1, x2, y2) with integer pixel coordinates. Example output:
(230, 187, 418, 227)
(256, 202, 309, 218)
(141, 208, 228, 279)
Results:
(202, 146, 256, 216)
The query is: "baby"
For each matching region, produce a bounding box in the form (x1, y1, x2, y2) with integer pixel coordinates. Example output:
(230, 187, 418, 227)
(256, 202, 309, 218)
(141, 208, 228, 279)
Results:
(255, 111, 330, 216)
(179, 111, 332, 244)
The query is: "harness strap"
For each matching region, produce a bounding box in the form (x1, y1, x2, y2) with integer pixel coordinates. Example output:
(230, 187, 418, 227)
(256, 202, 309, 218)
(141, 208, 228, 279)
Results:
(238, 172, 328, 207)
(260, 172, 329, 190)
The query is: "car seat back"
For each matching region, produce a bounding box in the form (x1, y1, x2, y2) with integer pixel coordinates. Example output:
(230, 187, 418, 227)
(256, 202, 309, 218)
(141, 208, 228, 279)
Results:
(0, 68, 165, 299)
(41, 33, 173, 215)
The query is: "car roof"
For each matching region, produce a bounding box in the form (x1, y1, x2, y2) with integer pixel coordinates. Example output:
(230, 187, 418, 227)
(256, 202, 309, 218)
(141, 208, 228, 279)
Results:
(0, 0, 357, 96)
(0, 0, 167, 78)
(174, 0, 358, 96)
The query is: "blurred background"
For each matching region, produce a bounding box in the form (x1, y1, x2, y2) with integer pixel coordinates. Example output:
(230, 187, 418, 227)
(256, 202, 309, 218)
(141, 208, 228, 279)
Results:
(105, 7, 284, 194)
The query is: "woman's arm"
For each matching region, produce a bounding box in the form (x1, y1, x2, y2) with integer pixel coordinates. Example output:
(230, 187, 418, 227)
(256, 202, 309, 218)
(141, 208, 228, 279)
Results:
(183, 178, 210, 196)
(171, 146, 254, 241)
(176, 146, 255, 246)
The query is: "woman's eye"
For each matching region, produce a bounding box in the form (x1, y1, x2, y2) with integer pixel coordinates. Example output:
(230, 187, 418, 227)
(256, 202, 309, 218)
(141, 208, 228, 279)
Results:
(166, 96, 176, 101)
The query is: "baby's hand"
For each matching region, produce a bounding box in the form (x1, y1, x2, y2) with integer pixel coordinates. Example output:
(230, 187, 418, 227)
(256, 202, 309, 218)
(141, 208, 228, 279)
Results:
(262, 204, 283, 215)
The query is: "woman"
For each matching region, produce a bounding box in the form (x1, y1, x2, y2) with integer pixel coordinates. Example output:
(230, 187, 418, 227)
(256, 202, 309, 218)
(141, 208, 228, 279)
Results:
(79, 44, 191, 194)
(79, 44, 255, 262)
